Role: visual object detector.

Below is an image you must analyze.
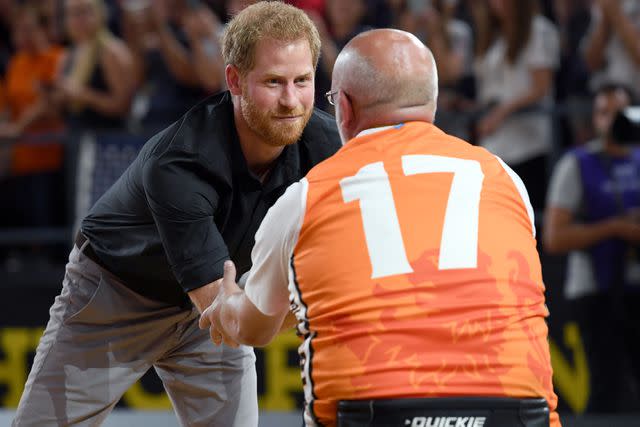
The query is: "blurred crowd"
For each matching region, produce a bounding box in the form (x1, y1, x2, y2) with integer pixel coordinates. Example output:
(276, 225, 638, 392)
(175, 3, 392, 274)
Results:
(0, 0, 638, 222)
(0, 0, 639, 414)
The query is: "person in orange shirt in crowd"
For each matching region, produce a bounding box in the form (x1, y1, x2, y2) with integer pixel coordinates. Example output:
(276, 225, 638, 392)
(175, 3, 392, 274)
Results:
(201, 29, 561, 427)
(0, 3, 65, 228)
(0, 80, 8, 177)
(0, 3, 65, 175)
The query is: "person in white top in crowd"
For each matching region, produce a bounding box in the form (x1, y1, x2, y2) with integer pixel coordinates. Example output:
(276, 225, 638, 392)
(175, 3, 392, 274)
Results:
(471, 0, 559, 211)
(407, 0, 475, 140)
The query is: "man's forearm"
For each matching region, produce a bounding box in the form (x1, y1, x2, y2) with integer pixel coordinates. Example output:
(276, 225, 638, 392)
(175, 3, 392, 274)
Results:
(220, 293, 287, 347)
(188, 278, 222, 313)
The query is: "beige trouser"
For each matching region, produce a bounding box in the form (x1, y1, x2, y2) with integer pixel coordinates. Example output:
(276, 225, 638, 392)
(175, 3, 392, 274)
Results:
(12, 242, 258, 427)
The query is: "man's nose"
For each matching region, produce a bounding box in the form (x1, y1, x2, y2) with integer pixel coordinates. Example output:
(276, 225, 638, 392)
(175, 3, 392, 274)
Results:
(279, 82, 299, 110)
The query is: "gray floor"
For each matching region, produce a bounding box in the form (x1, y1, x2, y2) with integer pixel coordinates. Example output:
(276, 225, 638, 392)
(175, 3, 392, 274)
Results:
(0, 410, 302, 427)
(2, 410, 640, 426)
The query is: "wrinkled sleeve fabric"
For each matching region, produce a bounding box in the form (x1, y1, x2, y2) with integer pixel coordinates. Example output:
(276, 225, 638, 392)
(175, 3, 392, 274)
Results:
(142, 153, 228, 292)
(244, 179, 308, 316)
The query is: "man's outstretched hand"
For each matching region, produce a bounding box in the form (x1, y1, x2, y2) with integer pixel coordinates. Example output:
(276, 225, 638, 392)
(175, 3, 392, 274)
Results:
(199, 261, 241, 348)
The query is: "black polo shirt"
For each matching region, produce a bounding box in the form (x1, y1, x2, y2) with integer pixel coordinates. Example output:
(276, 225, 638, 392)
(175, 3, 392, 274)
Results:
(81, 91, 341, 306)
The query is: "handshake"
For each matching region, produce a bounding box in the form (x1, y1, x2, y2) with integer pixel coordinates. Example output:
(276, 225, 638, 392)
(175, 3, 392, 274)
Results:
(198, 261, 243, 348)
(198, 261, 292, 348)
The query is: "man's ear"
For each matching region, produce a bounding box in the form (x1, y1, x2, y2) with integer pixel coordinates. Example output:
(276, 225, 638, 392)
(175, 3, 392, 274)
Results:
(338, 91, 354, 138)
(226, 65, 243, 96)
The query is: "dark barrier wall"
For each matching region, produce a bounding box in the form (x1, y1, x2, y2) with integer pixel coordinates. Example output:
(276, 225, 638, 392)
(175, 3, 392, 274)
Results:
(542, 253, 589, 415)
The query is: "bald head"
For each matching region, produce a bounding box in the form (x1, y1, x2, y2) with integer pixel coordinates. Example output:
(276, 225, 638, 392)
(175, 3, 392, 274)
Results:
(332, 29, 438, 138)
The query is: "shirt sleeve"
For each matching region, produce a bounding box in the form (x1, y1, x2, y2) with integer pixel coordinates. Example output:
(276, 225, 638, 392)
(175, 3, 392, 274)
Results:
(495, 156, 536, 237)
(244, 178, 308, 316)
(524, 16, 560, 70)
(546, 153, 583, 213)
(142, 154, 229, 292)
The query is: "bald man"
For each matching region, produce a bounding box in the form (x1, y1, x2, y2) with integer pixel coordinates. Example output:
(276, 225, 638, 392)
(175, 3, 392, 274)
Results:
(200, 29, 561, 427)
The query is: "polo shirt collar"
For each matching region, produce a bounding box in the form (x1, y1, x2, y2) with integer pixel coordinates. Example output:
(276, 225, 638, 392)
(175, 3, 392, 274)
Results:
(356, 123, 404, 138)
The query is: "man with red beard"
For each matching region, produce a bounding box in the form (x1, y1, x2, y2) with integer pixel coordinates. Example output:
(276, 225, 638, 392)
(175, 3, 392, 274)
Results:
(13, 3, 340, 427)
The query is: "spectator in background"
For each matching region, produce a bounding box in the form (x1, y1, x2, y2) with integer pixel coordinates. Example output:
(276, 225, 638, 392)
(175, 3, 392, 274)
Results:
(287, 0, 325, 17)
(323, 0, 370, 72)
(553, 0, 593, 149)
(471, 0, 559, 211)
(0, 80, 6, 177)
(54, 0, 135, 130)
(0, 3, 66, 228)
(544, 83, 640, 412)
(0, 0, 13, 84)
(181, 2, 226, 91)
(422, 0, 472, 94)
(53, 0, 136, 227)
(308, 0, 370, 111)
(225, 0, 258, 17)
(418, 0, 474, 139)
(583, 0, 640, 99)
(554, 0, 591, 101)
(0, 4, 64, 142)
(40, 0, 67, 44)
(121, 0, 225, 129)
(383, 0, 418, 33)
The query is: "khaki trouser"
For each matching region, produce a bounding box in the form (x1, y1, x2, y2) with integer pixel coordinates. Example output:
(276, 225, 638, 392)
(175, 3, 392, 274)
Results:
(13, 242, 258, 427)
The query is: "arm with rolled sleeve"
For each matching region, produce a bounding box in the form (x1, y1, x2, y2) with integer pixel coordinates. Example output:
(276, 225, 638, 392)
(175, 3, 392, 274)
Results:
(142, 154, 229, 312)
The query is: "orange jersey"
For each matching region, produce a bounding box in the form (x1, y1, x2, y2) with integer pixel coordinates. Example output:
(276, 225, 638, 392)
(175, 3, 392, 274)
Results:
(244, 121, 559, 427)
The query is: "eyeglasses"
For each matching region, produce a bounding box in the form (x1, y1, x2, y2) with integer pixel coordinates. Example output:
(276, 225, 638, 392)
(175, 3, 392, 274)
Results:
(325, 90, 338, 106)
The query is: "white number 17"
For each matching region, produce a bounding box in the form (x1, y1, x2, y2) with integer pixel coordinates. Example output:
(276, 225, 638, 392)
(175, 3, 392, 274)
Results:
(340, 155, 484, 278)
